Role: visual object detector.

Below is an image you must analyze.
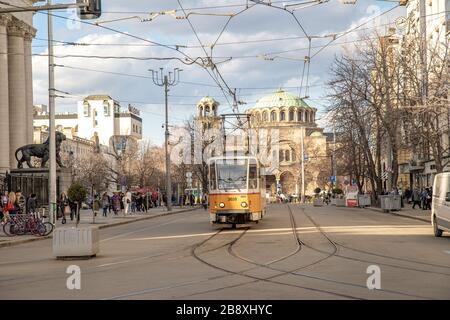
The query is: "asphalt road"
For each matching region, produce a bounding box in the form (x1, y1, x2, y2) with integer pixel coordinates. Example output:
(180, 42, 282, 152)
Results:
(0, 204, 449, 300)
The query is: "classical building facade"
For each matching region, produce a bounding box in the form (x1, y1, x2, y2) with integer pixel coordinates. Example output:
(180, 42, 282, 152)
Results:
(0, 3, 37, 173)
(33, 95, 143, 150)
(246, 90, 330, 197)
(192, 91, 333, 197)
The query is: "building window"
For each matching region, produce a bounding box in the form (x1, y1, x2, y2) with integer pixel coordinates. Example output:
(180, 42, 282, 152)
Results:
(289, 111, 294, 121)
(263, 111, 268, 122)
(298, 111, 302, 122)
(280, 111, 286, 121)
(305, 111, 309, 122)
(83, 102, 90, 117)
(279, 150, 284, 163)
(292, 150, 296, 161)
(103, 101, 110, 116)
(285, 150, 290, 162)
(271, 111, 277, 122)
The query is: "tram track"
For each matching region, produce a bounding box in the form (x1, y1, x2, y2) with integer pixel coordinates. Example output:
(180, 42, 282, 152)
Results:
(206, 204, 439, 300)
(182, 205, 367, 300)
(297, 205, 450, 277)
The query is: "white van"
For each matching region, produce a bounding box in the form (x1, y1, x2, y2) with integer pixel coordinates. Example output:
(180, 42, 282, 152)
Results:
(431, 173, 450, 237)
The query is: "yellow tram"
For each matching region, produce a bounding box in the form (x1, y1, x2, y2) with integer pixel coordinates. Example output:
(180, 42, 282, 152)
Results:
(207, 156, 266, 227)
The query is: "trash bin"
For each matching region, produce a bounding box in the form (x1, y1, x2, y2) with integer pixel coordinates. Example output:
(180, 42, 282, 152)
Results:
(391, 195, 401, 211)
(358, 195, 371, 208)
(380, 195, 396, 212)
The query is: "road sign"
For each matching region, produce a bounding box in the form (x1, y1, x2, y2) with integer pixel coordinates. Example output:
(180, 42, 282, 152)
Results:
(330, 176, 336, 183)
(186, 172, 192, 178)
(304, 154, 309, 161)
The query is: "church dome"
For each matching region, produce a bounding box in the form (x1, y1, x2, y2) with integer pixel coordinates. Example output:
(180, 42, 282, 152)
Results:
(247, 89, 317, 125)
(253, 89, 311, 109)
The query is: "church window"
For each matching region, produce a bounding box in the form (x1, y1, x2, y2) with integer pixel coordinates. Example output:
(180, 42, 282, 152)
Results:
(271, 111, 277, 122)
(289, 110, 294, 121)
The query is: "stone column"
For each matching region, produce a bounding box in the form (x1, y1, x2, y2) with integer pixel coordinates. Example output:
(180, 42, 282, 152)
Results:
(0, 15, 11, 173)
(24, 27, 36, 145)
(8, 19, 27, 168)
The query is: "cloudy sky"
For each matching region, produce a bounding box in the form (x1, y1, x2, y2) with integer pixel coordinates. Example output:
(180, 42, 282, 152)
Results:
(31, 0, 406, 145)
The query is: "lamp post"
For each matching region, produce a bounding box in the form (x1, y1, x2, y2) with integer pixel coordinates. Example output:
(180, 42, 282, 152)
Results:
(149, 68, 182, 211)
(47, 0, 57, 225)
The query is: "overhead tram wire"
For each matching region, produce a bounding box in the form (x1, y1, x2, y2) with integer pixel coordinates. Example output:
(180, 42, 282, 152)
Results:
(310, 3, 401, 59)
(0, 0, 213, 69)
(45, 63, 329, 92)
(175, 0, 255, 120)
(97, 0, 304, 14)
(30, 10, 449, 51)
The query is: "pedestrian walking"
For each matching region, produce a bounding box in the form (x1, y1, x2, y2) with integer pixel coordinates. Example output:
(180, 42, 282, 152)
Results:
(112, 192, 121, 215)
(1, 192, 17, 224)
(27, 193, 37, 215)
(93, 194, 101, 217)
(58, 192, 69, 223)
(202, 193, 208, 210)
(124, 189, 132, 215)
(102, 192, 109, 217)
(412, 188, 421, 209)
(420, 189, 428, 210)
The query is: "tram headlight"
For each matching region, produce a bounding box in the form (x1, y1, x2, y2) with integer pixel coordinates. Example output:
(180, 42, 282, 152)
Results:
(241, 202, 248, 208)
(219, 202, 225, 208)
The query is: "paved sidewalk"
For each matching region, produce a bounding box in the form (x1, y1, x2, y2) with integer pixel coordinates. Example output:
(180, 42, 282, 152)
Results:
(366, 203, 431, 223)
(0, 205, 199, 248)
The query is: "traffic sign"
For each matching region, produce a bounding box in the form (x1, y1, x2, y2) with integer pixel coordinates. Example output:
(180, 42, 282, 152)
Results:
(186, 172, 192, 178)
(330, 176, 336, 183)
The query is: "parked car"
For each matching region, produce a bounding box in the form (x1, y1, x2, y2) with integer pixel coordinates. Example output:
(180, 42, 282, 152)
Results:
(431, 173, 450, 237)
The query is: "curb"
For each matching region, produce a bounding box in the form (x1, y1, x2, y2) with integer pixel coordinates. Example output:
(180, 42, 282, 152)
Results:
(0, 207, 198, 249)
(365, 207, 429, 223)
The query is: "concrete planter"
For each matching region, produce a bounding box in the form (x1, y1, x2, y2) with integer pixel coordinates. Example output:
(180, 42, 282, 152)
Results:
(358, 195, 372, 208)
(313, 199, 324, 207)
(53, 226, 99, 259)
(335, 198, 346, 207)
(380, 195, 401, 212)
(330, 198, 337, 206)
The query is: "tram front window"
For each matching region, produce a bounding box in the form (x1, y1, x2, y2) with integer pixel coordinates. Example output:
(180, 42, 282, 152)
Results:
(217, 160, 247, 191)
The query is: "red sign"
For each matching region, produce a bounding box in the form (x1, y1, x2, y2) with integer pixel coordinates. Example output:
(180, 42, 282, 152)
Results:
(346, 199, 358, 207)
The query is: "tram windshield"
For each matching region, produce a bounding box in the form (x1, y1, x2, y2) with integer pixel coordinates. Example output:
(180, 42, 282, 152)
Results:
(216, 160, 248, 191)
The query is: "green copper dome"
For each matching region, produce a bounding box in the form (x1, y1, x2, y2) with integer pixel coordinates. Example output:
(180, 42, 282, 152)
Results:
(253, 89, 311, 109)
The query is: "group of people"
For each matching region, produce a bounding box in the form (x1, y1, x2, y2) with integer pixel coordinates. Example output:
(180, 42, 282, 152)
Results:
(1, 190, 38, 224)
(407, 187, 433, 210)
(98, 190, 168, 217)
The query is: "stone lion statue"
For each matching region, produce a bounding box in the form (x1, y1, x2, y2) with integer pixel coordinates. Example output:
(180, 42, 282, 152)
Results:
(15, 132, 66, 169)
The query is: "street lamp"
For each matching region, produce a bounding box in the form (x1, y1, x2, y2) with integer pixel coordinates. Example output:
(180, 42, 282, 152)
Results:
(149, 68, 182, 211)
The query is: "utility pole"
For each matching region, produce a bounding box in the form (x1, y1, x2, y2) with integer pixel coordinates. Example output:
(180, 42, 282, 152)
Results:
(1, 1, 101, 225)
(150, 68, 182, 212)
(301, 128, 305, 204)
(48, 0, 57, 225)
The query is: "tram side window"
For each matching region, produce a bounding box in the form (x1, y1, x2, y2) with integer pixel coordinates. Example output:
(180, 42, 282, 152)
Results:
(249, 163, 258, 189)
(209, 163, 217, 190)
